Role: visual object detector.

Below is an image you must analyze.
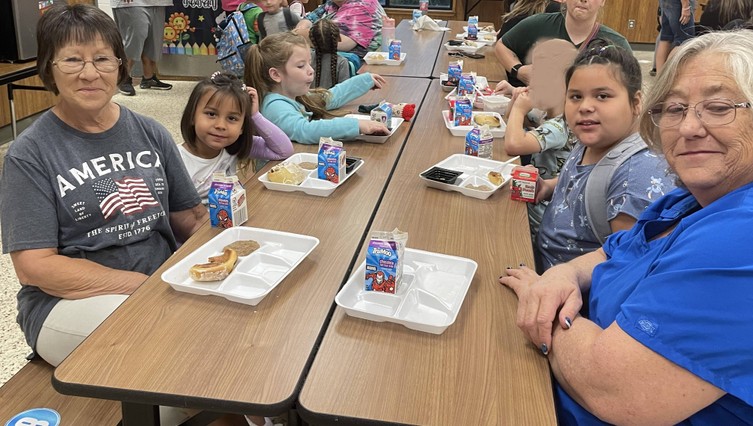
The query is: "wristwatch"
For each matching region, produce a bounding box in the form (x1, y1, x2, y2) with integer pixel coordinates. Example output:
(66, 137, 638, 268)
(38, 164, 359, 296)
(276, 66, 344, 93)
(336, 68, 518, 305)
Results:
(509, 63, 523, 80)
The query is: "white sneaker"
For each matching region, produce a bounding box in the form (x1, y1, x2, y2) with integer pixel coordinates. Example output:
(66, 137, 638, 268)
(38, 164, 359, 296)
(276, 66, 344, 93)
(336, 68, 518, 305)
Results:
(244, 415, 273, 426)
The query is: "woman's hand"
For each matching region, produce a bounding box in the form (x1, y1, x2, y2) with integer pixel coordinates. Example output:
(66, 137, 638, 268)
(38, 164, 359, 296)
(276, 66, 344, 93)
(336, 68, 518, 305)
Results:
(499, 264, 583, 353)
(247, 86, 260, 115)
(370, 73, 387, 90)
(680, 6, 692, 25)
(359, 120, 390, 135)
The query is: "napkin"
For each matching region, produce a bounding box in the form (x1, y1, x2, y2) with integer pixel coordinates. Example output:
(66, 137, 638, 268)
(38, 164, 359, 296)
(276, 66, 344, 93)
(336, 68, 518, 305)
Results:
(412, 15, 450, 31)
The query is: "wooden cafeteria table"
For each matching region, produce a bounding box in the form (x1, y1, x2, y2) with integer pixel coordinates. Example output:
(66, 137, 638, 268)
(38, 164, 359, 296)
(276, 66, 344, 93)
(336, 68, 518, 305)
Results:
(52, 76, 432, 426)
(0, 60, 46, 139)
(433, 21, 507, 83)
(298, 82, 556, 425)
(359, 19, 447, 78)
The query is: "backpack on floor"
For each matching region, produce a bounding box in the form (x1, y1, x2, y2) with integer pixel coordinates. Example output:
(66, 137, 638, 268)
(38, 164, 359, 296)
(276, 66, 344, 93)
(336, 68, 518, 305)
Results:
(214, 3, 258, 77)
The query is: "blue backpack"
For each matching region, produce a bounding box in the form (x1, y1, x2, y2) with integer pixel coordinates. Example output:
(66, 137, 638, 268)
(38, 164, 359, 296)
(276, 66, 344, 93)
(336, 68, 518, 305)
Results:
(214, 3, 258, 77)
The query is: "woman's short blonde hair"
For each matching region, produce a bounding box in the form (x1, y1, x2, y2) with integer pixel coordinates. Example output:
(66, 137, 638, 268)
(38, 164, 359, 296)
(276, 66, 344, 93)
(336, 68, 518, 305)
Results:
(639, 30, 753, 152)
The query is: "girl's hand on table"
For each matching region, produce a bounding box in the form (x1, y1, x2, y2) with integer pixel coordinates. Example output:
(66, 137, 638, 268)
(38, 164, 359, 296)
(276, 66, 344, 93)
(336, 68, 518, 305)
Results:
(370, 73, 387, 89)
(359, 120, 389, 135)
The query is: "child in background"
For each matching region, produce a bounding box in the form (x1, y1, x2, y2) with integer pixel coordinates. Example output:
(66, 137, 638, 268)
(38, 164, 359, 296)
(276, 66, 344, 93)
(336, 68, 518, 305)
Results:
(310, 19, 352, 89)
(504, 86, 575, 243)
(179, 72, 294, 203)
(288, 0, 308, 17)
(531, 40, 675, 271)
(244, 32, 389, 144)
(257, 0, 300, 40)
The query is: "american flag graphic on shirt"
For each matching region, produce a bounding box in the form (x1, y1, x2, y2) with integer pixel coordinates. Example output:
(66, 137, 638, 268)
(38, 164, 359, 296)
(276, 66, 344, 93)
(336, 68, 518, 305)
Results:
(92, 177, 159, 219)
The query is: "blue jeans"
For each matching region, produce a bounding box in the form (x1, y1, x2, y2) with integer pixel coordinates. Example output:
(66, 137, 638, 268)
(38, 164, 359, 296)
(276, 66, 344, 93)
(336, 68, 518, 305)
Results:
(660, 0, 696, 45)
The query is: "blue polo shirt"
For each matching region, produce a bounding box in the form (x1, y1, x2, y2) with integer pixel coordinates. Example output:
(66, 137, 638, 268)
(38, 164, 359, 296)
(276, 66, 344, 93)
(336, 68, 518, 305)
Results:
(556, 183, 753, 425)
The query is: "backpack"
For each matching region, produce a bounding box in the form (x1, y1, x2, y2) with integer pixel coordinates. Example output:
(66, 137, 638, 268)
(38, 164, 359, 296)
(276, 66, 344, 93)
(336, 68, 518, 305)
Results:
(257, 8, 296, 40)
(214, 3, 258, 77)
(584, 133, 647, 244)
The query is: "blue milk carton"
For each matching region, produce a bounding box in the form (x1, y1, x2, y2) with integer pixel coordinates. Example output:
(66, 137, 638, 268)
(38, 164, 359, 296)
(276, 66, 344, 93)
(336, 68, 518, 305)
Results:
(208, 172, 248, 228)
(365, 229, 408, 294)
(317, 137, 346, 184)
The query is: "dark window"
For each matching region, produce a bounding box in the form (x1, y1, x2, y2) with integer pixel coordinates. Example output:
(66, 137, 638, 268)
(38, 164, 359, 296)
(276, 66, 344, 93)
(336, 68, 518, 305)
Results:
(379, 0, 452, 11)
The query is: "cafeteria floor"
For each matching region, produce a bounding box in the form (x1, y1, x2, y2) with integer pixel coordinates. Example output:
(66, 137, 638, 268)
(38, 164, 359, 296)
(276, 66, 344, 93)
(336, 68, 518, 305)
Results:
(0, 47, 655, 386)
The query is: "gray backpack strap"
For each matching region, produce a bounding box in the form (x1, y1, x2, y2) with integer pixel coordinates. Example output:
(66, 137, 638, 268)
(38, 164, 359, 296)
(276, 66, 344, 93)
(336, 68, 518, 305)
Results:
(584, 133, 647, 244)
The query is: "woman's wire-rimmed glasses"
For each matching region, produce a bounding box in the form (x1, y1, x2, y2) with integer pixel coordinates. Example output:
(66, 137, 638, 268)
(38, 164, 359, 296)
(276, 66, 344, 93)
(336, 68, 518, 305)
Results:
(648, 98, 752, 128)
(52, 56, 122, 74)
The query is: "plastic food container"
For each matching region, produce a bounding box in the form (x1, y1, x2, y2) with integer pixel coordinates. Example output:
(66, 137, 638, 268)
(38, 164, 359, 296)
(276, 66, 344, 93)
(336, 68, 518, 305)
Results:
(419, 154, 517, 200)
(258, 153, 364, 197)
(335, 248, 478, 334)
(482, 95, 511, 115)
(364, 52, 407, 65)
(161, 227, 319, 305)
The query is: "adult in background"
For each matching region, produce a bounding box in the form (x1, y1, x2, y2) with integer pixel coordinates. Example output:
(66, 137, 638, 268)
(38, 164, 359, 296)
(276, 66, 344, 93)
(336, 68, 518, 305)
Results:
(292, 0, 384, 59)
(500, 30, 753, 424)
(0, 3, 206, 371)
(698, 0, 753, 34)
(497, 0, 563, 38)
(654, 0, 695, 73)
(495, 0, 631, 87)
(111, 0, 174, 95)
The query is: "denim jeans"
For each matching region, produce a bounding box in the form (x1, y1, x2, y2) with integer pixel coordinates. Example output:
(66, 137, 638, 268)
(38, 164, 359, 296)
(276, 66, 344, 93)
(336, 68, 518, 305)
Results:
(660, 0, 696, 45)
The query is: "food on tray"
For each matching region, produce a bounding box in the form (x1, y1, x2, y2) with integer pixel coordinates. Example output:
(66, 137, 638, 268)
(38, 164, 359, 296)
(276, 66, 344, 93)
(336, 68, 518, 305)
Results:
(473, 114, 501, 128)
(371, 53, 386, 60)
(189, 248, 238, 282)
(482, 34, 495, 41)
(465, 184, 492, 191)
(268, 162, 307, 185)
(298, 161, 317, 170)
(488, 171, 503, 186)
(481, 25, 495, 33)
(224, 239, 260, 256)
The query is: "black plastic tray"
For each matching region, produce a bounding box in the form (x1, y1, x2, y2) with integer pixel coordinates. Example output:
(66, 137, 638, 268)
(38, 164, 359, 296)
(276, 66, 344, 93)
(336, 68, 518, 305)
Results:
(420, 166, 463, 185)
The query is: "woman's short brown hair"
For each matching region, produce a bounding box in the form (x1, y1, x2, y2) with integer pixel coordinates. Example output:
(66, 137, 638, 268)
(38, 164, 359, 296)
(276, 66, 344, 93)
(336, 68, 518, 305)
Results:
(37, 3, 128, 94)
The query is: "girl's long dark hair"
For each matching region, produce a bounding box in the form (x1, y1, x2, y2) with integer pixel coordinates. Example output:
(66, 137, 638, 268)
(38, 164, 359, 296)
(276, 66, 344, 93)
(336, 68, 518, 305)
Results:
(180, 72, 255, 172)
(310, 19, 341, 88)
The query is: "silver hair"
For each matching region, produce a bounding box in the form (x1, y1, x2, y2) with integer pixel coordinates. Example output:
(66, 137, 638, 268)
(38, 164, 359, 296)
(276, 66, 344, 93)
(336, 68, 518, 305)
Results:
(640, 29, 753, 151)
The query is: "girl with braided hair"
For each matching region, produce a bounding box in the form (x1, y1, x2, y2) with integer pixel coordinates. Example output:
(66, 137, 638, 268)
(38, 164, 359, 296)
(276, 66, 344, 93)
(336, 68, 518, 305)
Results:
(309, 19, 352, 89)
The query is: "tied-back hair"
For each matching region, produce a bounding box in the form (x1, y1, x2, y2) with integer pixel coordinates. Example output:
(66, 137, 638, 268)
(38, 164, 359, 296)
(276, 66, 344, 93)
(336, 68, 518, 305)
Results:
(502, 0, 560, 24)
(180, 72, 256, 173)
(565, 38, 642, 102)
(36, 3, 128, 94)
(309, 19, 340, 88)
(640, 30, 753, 153)
(244, 32, 339, 120)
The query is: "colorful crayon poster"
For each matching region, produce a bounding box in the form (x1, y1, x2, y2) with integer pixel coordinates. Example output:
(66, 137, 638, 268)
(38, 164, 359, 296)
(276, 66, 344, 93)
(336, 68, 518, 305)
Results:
(164, 0, 222, 56)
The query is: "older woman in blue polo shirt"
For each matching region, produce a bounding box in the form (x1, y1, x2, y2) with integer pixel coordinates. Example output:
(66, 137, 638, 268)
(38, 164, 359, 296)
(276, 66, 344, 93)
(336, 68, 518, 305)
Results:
(499, 30, 753, 424)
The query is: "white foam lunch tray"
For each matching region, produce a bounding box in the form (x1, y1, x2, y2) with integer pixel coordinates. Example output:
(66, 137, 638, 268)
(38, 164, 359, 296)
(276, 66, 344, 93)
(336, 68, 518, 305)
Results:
(442, 41, 484, 54)
(419, 154, 516, 200)
(345, 114, 404, 143)
(462, 25, 496, 35)
(258, 153, 364, 197)
(162, 227, 319, 305)
(442, 110, 506, 137)
(454, 33, 496, 45)
(335, 248, 477, 334)
(363, 52, 407, 65)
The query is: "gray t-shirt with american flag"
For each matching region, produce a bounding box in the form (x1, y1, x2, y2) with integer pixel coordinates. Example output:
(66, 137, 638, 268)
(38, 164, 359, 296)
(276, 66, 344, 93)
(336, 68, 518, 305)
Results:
(0, 105, 201, 350)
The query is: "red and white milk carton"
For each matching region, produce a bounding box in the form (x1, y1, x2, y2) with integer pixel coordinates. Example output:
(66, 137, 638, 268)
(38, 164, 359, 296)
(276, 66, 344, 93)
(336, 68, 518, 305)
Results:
(510, 168, 538, 202)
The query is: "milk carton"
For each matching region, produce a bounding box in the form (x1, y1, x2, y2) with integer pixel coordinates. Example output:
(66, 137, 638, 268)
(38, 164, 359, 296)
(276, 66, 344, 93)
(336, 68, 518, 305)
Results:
(365, 229, 408, 294)
(510, 168, 538, 202)
(453, 97, 473, 126)
(208, 172, 248, 228)
(370, 101, 393, 129)
(318, 137, 346, 184)
(388, 39, 402, 61)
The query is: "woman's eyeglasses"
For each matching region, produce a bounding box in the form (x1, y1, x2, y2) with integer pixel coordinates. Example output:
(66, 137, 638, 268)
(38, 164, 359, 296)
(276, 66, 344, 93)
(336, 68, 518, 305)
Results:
(648, 98, 752, 128)
(52, 56, 122, 74)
